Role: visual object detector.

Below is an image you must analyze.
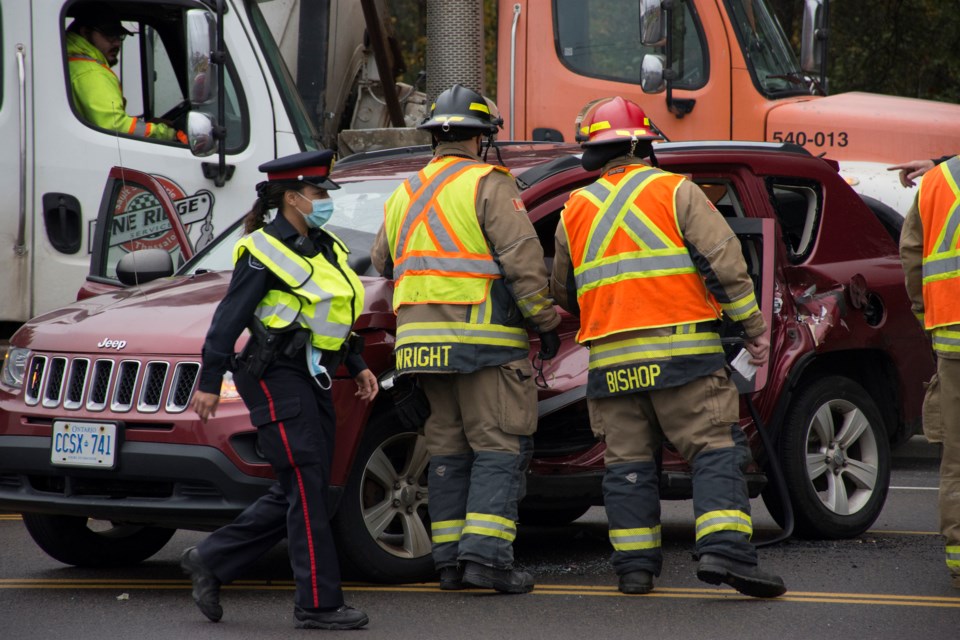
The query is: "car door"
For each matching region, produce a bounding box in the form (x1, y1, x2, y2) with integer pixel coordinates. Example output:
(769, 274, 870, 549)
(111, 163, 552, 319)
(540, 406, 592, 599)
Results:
(79, 166, 192, 300)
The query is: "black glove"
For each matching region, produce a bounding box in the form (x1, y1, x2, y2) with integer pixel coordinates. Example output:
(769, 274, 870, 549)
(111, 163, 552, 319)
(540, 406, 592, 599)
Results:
(380, 372, 431, 431)
(537, 329, 561, 360)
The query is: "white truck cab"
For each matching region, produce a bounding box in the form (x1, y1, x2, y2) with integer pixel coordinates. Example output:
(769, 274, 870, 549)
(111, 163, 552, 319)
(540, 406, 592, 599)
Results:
(0, 0, 335, 329)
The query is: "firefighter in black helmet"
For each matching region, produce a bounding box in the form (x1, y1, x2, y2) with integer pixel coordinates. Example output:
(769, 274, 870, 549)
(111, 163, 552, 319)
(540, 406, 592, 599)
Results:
(372, 84, 561, 593)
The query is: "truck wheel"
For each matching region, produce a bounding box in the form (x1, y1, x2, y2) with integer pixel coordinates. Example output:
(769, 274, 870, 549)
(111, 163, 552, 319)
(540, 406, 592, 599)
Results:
(333, 414, 434, 583)
(763, 376, 890, 539)
(519, 503, 591, 526)
(21, 514, 174, 567)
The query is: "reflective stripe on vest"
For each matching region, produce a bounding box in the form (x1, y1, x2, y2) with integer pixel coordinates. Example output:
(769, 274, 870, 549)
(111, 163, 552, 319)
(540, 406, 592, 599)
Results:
(919, 156, 960, 329)
(431, 519, 465, 544)
(384, 156, 502, 309)
(947, 545, 960, 570)
(588, 328, 723, 371)
(462, 512, 517, 542)
(562, 164, 721, 342)
(695, 509, 753, 541)
(233, 229, 364, 350)
(609, 525, 661, 551)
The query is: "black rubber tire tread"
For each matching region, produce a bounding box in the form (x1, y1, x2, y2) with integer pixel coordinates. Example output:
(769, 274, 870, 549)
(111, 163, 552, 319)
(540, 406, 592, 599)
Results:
(22, 513, 175, 567)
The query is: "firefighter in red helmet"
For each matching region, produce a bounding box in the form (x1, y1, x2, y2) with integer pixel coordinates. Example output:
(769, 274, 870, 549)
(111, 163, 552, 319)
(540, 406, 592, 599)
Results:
(551, 96, 787, 597)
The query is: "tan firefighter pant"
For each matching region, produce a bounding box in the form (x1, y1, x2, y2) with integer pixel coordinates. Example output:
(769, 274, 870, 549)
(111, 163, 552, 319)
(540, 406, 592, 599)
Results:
(925, 357, 960, 580)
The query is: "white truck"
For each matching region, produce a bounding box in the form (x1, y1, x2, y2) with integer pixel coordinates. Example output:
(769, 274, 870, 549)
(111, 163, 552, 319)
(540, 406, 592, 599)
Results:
(0, 0, 379, 331)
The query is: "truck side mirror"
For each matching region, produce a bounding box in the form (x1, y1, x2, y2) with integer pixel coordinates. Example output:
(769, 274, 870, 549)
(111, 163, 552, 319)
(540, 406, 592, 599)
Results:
(185, 8, 220, 157)
(639, 0, 667, 47)
(640, 54, 666, 94)
(116, 249, 175, 286)
(800, 0, 826, 74)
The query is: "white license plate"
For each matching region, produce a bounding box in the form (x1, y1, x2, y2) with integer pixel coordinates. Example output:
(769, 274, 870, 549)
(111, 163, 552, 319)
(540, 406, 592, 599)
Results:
(51, 421, 118, 468)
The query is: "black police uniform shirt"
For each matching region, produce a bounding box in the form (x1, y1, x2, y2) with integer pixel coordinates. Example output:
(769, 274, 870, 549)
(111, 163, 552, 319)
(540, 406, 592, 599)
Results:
(197, 213, 366, 395)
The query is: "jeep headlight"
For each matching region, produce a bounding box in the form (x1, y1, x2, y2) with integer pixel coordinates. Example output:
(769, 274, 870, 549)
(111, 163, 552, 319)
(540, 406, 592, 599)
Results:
(1, 347, 31, 389)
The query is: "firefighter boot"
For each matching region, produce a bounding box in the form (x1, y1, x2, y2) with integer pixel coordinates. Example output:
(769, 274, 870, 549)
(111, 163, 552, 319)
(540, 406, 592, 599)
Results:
(697, 553, 786, 598)
(462, 560, 534, 594)
(618, 570, 654, 594)
(439, 565, 465, 590)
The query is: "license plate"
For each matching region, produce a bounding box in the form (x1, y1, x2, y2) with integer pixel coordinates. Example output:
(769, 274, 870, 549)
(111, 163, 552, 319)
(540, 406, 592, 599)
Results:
(51, 421, 118, 469)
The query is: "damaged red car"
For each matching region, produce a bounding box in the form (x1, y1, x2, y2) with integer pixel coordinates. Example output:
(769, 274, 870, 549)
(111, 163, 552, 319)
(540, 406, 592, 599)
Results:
(0, 141, 933, 582)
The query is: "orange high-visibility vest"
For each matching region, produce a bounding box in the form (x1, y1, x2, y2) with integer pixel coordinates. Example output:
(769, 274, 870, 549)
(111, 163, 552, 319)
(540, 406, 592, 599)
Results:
(561, 164, 720, 342)
(383, 156, 503, 309)
(919, 155, 960, 330)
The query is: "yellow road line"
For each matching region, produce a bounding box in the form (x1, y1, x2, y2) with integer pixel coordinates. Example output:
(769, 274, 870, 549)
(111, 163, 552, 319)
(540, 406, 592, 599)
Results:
(1, 579, 958, 608)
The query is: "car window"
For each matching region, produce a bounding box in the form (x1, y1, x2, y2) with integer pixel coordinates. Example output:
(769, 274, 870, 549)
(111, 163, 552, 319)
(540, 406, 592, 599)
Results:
(180, 177, 404, 275)
(96, 178, 186, 280)
(766, 179, 822, 262)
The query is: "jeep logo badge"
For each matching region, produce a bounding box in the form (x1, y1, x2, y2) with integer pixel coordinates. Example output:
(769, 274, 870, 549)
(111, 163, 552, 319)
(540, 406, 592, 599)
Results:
(97, 338, 127, 350)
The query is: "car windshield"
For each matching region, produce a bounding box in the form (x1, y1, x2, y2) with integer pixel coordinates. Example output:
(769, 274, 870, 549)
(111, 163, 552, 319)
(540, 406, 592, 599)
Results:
(725, 0, 812, 97)
(179, 178, 404, 275)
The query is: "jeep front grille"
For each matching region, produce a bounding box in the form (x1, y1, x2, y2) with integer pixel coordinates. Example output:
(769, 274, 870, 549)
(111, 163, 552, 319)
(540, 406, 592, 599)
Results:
(23, 355, 200, 414)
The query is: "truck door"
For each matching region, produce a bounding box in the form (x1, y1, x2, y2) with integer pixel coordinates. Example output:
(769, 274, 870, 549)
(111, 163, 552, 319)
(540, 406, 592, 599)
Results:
(0, 3, 34, 325)
(20, 0, 279, 324)
(501, 0, 731, 143)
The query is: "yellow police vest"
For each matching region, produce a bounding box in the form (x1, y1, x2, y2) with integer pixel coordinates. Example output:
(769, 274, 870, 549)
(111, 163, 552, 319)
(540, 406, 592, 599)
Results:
(233, 228, 364, 350)
(384, 156, 503, 310)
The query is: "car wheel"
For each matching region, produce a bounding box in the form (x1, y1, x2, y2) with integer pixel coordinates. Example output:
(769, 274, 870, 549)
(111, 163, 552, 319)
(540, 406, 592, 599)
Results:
(21, 514, 175, 567)
(333, 414, 434, 583)
(519, 503, 591, 526)
(763, 376, 890, 539)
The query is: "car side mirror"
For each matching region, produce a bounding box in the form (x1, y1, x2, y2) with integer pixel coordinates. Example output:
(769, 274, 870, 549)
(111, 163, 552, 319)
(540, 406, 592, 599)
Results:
(185, 8, 220, 159)
(116, 249, 174, 286)
(800, 0, 826, 74)
(187, 111, 217, 157)
(639, 0, 667, 47)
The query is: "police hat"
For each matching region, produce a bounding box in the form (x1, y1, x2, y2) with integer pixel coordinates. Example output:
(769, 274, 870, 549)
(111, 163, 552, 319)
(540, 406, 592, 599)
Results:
(258, 150, 340, 190)
(71, 2, 136, 37)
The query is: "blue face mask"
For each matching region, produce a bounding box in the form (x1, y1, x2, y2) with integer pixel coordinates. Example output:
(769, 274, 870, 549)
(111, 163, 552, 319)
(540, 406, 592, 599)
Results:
(296, 193, 334, 228)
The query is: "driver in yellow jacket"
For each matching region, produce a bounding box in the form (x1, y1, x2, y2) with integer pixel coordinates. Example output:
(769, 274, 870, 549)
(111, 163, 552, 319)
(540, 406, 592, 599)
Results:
(67, 3, 186, 143)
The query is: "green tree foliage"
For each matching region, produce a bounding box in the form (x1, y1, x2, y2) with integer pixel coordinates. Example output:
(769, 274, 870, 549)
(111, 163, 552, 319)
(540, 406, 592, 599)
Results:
(770, 0, 960, 102)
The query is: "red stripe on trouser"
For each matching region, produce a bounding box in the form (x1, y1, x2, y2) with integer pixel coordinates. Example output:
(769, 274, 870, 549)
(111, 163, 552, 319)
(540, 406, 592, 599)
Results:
(259, 379, 320, 607)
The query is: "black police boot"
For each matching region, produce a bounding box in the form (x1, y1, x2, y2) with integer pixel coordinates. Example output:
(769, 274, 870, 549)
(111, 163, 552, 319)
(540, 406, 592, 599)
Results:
(462, 560, 534, 594)
(180, 546, 223, 622)
(618, 570, 654, 594)
(294, 605, 369, 630)
(439, 565, 465, 590)
(696, 553, 786, 598)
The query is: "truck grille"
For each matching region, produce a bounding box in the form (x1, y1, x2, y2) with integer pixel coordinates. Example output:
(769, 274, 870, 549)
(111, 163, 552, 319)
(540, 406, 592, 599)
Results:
(23, 355, 200, 414)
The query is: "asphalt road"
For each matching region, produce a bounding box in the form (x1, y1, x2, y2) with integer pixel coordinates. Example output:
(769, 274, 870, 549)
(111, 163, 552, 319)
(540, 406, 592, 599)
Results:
(1, 437, 957, 640)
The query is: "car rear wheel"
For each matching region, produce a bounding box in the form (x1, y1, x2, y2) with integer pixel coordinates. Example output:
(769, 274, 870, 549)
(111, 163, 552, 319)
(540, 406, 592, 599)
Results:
(762, 376, 890, 539)
(333, 413, 434, 583)
(21, 514, 175, 567)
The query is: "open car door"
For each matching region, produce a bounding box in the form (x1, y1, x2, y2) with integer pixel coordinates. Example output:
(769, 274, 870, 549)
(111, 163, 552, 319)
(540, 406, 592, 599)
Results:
(78, 167, 193, 300)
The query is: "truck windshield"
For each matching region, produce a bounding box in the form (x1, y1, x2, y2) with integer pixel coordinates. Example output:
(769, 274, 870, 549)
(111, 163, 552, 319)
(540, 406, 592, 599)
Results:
(725, 0, 813, 98)
(246, 1, 320, 150)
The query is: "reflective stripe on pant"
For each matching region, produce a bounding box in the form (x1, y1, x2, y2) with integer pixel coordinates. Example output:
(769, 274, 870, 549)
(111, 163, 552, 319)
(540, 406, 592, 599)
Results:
(458, 446, 529, 569)
(603, 461, 663, 575)
(428, 453, 472, 568)
(692, 433, 757, 565)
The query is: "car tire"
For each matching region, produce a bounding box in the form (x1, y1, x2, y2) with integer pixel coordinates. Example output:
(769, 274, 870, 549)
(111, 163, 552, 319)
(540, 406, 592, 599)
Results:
(762, 376, 890, 539)
(21, 514, 175, 567)
(332, 413, 434, 583)
(518, 503, 591, 526)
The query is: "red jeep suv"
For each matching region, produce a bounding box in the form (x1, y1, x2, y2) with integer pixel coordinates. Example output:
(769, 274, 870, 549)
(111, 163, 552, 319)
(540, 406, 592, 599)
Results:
(0, 141, 933, 582)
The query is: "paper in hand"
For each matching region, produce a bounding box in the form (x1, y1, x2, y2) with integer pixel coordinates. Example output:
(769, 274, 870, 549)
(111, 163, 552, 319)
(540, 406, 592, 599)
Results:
(730, 348, 759, 381)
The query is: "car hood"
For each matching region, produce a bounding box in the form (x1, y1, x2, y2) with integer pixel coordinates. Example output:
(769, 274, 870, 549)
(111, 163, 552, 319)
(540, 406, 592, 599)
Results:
(765, 91, 960, 164)
(14, 272, 394, 356)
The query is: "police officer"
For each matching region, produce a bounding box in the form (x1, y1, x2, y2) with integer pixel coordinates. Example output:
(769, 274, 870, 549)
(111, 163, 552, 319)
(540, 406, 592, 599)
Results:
(182, 150, 376, 629)
(900, 154, 960, 590)
(67, 3, 186, 143)
(371, 84, 560, 593)
(550, 97, 786, 598)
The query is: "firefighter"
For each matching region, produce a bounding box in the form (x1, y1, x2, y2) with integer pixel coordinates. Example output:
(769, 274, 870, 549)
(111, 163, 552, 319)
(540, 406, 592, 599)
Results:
(550, 96, 786, 598)
(67, 3, 186, 143)
(899, 154, 960, 590)
(182, 149, 375, 629)
(888, 155, 955, 188)
(371, 84, 561, 594)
